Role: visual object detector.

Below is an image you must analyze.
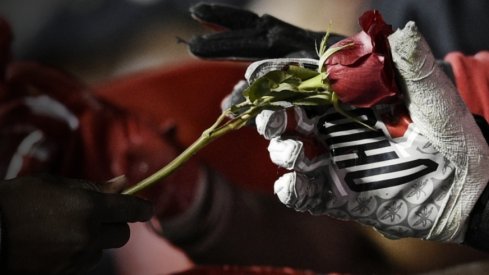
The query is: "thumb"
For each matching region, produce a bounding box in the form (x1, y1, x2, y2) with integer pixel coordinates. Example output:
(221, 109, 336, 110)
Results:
(388, 21, 489, 241)
(388, 21, 487, 169)
(53, 175, 127, 194)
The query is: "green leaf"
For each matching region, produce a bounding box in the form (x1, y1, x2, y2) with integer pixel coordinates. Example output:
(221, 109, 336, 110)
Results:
(286, 65, 319, 80)
(258, 105, 285, 112)
(318, 29, 331, 57)
(229, 102, 253, 116)
(282, 76, 302, 87)
(272, 82, 299, 93)
(269, 89, 304, 103)
(298, 73, 328, 91)
(291, 93, 332, 106)
(244, 70, 290, 103)
(265, 70, 289, 84)
(318, 42, 355, 72)
(244, 77, 271, 103)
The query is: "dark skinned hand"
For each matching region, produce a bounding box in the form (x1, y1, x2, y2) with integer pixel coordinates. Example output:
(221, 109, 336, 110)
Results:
(0, 175, 153, 275)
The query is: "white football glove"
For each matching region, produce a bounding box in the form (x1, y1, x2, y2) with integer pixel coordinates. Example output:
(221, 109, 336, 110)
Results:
(253, 22, 489, 242)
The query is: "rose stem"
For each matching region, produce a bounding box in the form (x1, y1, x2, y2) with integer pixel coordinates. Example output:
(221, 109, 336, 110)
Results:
(122, 107, 258, 195)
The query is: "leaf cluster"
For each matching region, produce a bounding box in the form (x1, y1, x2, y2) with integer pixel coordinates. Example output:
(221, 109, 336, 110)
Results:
(229, 65, 333, 118)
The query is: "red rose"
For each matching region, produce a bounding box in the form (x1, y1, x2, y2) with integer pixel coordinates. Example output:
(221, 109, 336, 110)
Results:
(323, 10, 398, 108)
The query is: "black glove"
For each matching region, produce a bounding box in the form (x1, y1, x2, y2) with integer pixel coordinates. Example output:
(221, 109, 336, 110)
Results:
(188, 3, 345, 60)
(0, 175, 153, 275)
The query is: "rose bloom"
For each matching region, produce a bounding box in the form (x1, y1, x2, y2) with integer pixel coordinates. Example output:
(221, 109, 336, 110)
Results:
(324, 10, 399, 108)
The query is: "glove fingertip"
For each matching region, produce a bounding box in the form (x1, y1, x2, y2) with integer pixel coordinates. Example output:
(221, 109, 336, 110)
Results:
(274, 172, 297, 206)
(268, 138, 303, 170)
(256, 109, 287, 139)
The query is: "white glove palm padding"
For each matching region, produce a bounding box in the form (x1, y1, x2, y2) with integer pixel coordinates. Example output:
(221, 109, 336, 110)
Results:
(254, 22, 489, 242)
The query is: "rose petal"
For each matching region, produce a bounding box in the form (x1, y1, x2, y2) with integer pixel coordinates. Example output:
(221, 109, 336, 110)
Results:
(325, 32, 373, 66)
(327, 54, 397, 107)
(323, 10, 398, 107)
(359, 10, 393, 54)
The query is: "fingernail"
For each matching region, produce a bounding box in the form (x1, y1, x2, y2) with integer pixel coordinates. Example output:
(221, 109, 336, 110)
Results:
(105, 175, 128, 193)
(108, 174, 127, 184)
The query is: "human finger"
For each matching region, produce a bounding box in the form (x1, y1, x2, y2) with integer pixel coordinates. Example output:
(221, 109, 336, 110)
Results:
(97, 194, 153, 223)
(101, 175, 128, 194)
(38, 174, 103, 192)
(98, 223, 130, 249)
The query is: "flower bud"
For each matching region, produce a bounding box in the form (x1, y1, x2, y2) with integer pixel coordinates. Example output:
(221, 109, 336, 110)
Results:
(324, 10, 399, 108)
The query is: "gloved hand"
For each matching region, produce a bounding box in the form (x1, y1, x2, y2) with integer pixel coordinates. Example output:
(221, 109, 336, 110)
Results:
(252, 22, 489, 242)
(0, 175, 153, 274)
(188, 3, 345, 60)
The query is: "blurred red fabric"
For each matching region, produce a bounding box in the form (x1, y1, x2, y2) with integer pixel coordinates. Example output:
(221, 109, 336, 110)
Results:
(446, 51, 489, 122)
(94, 60, 276, 193)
